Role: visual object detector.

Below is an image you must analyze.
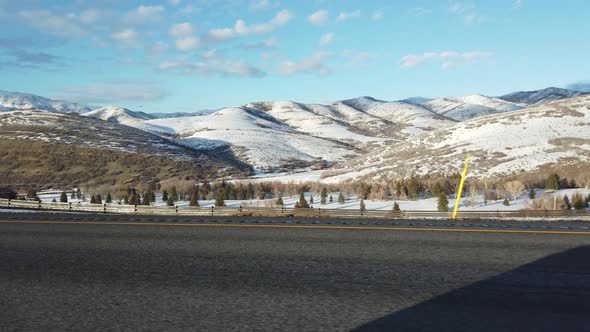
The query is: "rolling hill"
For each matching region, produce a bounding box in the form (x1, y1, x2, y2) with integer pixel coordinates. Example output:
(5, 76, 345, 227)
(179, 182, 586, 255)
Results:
(323, 94, 590, 182)
(0, 90, 91, 113)
(0, 110, 251, 188)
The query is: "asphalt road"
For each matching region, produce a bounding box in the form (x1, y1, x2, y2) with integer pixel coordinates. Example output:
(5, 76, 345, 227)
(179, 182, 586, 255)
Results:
(1, 212, 590, 331)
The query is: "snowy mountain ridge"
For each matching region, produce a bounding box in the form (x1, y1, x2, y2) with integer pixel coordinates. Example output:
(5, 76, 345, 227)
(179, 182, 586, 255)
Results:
(0, 90, 92, 113)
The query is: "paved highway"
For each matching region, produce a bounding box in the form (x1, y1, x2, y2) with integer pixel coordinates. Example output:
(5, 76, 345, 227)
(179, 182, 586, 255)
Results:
(1, 211, 590, 331)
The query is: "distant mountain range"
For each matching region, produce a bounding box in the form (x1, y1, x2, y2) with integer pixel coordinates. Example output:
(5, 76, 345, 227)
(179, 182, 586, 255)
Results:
(1, 86, 589, 187)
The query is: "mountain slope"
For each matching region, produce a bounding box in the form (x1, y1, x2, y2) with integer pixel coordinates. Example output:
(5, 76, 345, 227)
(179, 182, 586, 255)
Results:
(0, 90, 91, 113)
(84, 106, 155, 125)
(325, 94, 590, 181)
(0, 110, 251, 188)
(500, 87, 590, 105)
(144, 106, 359, 172)
(424, 94, 523, 121)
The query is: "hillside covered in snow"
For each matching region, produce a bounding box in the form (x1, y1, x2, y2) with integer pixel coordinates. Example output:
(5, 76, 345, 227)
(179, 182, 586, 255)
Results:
(0, 90, 91, 113)
(1, 86, 589, 180)
(324, 94, 590, 182)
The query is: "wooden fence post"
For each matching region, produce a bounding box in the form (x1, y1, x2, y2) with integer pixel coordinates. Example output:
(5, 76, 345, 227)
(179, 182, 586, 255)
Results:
(211, 206, 214, 216)
(175, 205, 178, 215)
(103, 203, 107, 214)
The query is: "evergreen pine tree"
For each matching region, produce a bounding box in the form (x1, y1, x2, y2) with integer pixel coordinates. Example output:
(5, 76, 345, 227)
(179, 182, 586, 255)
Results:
(295, 192, 309, 208)
(329, 195, 333, 203)
(310, 195, 314, 204)
(162, 190, 168, 202)
(90, 194, 96, 204)
(60, 191, 68, 203)
(70, 191, 76, 199)
(150, 191, 156, 202)
(360, 198, 366, 212)
(393, 202, 401, 211)
(320, 188, 328, 205)
(76, 188, 81, 199)
(572, 193, 586, 210)
(275, 195, 284, 206)
(437, 193, 449, 212)
(170, 187, 179, 201)
(215, 190, 225, 207)
(142, 192, 151, 206)
(124, 196, 129, 205)
(190, 191, 200, 207)
(51, 198, 57, 203)
(503, 197, 510, 206)
(166, 196, 175, 207)
(96, 194, 102, 204)
(338, 192, 345, 204)
(545, 174, 560, 191)
(529, 188, 536, 199)
(106, 193, 112, 204)
(560, 195, 572, 210)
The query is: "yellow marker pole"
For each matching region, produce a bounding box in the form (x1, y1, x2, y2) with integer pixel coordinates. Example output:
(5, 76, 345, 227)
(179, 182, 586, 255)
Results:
(452, 155, 471, 220)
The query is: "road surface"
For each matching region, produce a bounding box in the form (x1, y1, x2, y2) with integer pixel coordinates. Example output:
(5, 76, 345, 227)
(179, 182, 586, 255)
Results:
(1, 211, 590, 331)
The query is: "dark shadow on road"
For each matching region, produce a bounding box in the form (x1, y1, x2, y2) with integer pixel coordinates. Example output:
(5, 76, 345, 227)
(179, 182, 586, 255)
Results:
(352, 245, 590, 332)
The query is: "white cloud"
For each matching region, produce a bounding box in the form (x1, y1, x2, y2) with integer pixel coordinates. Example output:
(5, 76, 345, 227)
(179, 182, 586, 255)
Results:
(151, 41, 168, 54)
(169, 22, 194, 37)
(448, 2, 487, 25)
(124, 5, 164, 24)
(279, 52, 332, 76)
(18, 10, 85, 37)
(308, 10, 329, 26)
(513, 0, 523, 9)
(272, 9, 293, 25)
(78, 9, 105, 24)
(448, 2, 475, 13)
(178, 5, 199, 16)
(249, 0, 279, 10)
(61, 85, 167, 103)
(175, 36, 200, 51)
(409, 7, 432, 16)
(158, 57, 265, 78)
(241, 37, 279, 50)
(111, 29, 140, 46)
(372, 10, 384, 21)
(400, 51, 493, 68)
(207, 28, 236, 41)
(464, 14, 488, 25)
(169, 0, 182, 5)
(206, 9, 293, 42)
(319, 32, 334, 46)
(343, 50, 371, 67)
(336, 10, 360, 23)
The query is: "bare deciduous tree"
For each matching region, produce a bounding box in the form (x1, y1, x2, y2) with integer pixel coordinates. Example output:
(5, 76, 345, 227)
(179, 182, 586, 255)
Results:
(504, 180, 525, 200)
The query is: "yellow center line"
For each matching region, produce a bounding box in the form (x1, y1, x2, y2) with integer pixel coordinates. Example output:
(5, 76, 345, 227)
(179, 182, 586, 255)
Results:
(0, 219, 589, 235)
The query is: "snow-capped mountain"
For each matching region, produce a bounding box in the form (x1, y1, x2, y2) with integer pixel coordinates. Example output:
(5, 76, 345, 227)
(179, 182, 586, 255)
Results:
(144, 106, 358, 172)
(150, 110, 218, 118)
(84, 106, 154, 125)
(324, 94, 590, 182)
(499, 87, 589, 105)
(423, 94, 524, 121)
(2, 86, 589, 178)
(0, 90, 91, 113)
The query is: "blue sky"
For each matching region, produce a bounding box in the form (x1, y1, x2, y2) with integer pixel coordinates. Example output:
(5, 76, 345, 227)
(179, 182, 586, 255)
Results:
(1, 0, 589, 112)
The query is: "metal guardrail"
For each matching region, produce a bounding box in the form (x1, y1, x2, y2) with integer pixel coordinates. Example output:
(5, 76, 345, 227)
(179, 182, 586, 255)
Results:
(1, 198, 588, 220)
